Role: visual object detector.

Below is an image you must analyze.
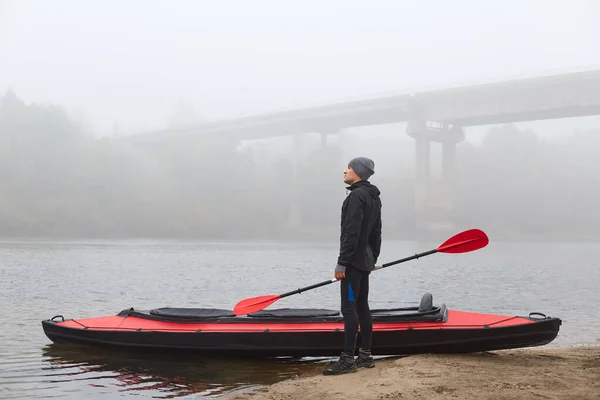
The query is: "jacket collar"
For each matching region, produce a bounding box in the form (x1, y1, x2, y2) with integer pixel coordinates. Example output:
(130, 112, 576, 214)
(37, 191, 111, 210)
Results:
(346, 180, 369, 191)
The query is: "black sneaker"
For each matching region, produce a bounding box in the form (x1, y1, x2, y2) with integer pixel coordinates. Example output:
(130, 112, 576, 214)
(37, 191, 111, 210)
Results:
(322, 352, 358, 375)
(355, 349, 375, 368)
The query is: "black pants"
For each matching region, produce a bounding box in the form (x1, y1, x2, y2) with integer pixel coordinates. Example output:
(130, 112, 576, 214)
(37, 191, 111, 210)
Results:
(340, 266, 372, 355)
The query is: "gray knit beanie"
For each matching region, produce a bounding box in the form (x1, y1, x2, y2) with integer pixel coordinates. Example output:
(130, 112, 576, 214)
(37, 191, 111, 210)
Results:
(348, 157, 375, 180)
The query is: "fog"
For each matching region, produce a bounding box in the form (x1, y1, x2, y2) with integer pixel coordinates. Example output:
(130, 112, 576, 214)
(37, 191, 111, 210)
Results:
(1, 0, 600, 242)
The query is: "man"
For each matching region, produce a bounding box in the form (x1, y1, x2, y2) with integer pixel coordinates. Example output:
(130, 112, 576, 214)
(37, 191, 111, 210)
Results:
(323, 156, 382, 375)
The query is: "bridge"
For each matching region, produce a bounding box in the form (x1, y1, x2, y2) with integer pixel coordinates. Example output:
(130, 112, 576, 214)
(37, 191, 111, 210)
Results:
(122, 68, 600, 239)
(123, 68, 600, 144)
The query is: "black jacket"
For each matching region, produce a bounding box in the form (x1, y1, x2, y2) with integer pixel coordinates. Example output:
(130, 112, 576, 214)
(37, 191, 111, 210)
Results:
(337, 180, 382, 272)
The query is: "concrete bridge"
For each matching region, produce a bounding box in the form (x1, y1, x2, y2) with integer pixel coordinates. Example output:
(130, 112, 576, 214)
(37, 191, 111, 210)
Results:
(122, 69, 600, 239)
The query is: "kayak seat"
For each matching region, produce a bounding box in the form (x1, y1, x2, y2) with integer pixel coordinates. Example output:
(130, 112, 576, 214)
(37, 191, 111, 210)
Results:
(248, 308, 341, 318)
(144, 308, 235, 319)
(370, 293, 447, 322)
(122, 307, 235, 321)
(418, 292, 434, 312)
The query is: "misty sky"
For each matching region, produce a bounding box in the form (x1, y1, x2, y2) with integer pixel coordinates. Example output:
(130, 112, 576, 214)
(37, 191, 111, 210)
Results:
(1, 0, 599, 136)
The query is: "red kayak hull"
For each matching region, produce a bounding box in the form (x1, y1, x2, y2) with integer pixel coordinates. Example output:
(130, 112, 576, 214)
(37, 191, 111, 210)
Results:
(41, 295, 561, 357)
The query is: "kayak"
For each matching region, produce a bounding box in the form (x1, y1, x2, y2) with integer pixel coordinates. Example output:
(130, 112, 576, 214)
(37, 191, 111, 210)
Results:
(41, 293, 561, 357)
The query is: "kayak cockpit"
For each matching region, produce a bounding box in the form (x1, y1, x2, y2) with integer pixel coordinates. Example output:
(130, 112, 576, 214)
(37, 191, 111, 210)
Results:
(116, 292, 448, 324)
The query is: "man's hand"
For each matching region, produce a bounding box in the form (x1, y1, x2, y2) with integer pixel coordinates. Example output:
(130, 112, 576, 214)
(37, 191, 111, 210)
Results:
(335, 270, 346, 280)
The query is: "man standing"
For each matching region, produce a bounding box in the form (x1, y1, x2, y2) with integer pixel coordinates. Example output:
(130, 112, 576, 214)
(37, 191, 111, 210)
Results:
(323, 156, 382, 375)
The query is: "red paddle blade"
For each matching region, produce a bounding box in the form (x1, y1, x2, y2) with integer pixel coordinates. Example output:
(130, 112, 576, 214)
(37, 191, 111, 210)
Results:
(233, 295, 280, 316)
(436, 228, 489, 254)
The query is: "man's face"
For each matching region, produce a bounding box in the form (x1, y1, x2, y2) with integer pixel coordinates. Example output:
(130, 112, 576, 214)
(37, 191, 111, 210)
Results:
(343, 166, 361, 185)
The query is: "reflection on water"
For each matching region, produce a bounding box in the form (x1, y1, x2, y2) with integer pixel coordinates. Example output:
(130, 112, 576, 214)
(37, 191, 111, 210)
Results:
(40, 344, 325, 399)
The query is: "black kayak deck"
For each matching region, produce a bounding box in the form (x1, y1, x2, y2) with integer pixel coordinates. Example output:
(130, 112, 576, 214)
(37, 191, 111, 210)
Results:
(118, 293, 448, 323)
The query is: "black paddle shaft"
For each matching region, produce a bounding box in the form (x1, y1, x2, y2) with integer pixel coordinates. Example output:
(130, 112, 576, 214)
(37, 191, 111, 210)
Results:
(278, 248, 438, 299)
(279, 278, 337, 299)
(378, 249, 438, 269)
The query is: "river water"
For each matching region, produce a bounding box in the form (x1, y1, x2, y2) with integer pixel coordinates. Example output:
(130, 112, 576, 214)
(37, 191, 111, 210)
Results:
(1, 238, 598, 398)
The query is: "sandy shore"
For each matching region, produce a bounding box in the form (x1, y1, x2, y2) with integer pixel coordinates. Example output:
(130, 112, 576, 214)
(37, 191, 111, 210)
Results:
(227, 346, 600, 400)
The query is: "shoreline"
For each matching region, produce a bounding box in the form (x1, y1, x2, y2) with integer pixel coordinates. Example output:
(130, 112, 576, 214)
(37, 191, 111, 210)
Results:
(226, 345, 600, 400)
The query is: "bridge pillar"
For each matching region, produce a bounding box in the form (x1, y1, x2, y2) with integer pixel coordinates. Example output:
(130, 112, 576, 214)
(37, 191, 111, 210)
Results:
(320, 132, 328, 147)
(407, 121, 465, 240)
(287, 134, 303, 230)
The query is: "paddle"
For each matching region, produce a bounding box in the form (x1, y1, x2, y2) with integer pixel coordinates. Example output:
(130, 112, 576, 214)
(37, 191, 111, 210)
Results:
(232, 228, 489, 316)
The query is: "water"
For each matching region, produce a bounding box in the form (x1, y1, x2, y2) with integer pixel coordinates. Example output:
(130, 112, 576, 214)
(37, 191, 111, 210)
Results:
(1, 238, 599, 398)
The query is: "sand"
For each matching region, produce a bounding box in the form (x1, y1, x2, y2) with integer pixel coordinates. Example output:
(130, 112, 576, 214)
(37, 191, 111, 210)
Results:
(227, 347, 600, 400)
